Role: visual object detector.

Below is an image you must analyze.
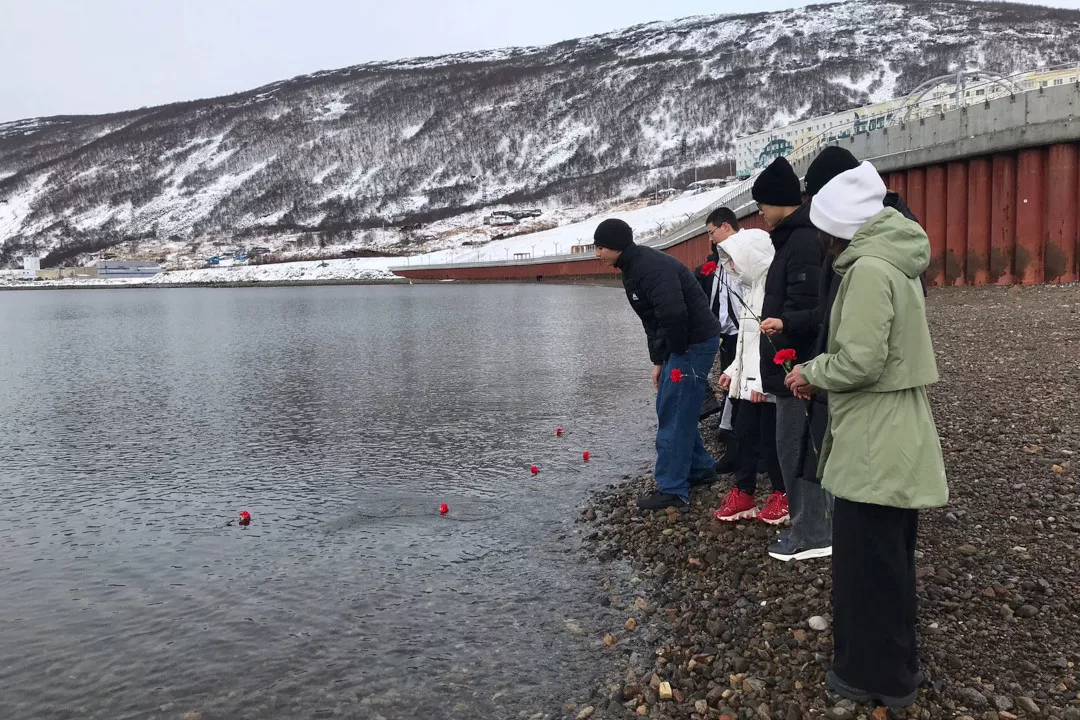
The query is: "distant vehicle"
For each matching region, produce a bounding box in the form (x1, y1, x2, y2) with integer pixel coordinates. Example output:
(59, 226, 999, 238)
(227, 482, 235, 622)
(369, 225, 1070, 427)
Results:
(484, 214, 518, 226)
(248, 247, 272, 256)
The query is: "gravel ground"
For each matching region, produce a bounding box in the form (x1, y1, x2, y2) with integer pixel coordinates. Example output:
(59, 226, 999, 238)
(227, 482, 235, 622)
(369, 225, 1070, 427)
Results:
(571, 284, 1080, 720)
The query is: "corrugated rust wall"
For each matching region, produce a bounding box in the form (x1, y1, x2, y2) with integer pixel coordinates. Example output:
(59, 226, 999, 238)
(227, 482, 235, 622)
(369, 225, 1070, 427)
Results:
(880, 141, 1080, 286)
(397, 141, 1080, 285)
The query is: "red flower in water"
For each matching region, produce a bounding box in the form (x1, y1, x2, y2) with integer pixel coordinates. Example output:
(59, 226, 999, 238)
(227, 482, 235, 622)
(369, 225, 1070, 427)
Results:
(773, 348, 797, 366)
(439, 503, 449, 515)
(583, 451, 590, 462)
(700, 261, 718, 276)
(556, 427, 564, 437)
(238, 511, 251, 526)
(669, 368, 684, 383)
(530, 465, 539, 475)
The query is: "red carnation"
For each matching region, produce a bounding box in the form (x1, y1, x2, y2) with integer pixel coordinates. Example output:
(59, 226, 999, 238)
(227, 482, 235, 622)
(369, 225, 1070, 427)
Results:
(238, 510, 251, 526)
(439, 503, 449, 515)
(700, 261, 718, 276)
(773, 348, 797, 366)
(583, 451, 590, 462)
(530, 465, 539, 475)
(670, 368, 684, 383)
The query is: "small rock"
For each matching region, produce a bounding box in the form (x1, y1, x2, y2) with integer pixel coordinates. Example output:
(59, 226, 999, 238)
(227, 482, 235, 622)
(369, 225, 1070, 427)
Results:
(958, 544, 978, 556)
(743, 677, 767, 694)
(576, 707, 595, 720)
(992, 696, 1014, 711)
(1016, 605, 1039, 618)
(602, 633, 617, 646)
(624, 618, 637, 632)
(183, 714, 203, 720)
(1062, 709, 1080, 720)
(1015, 697, 1039, 714)
(809, 615, 829, 631)
(827, 705, 855, 720)
(636, 704, 648, 716)
(658, 681, 673, 700)
(584, 508, 597, 521)
(958, 688, 988, 708)
(872, 707, 888, 720)
(694, 699, 708, 714)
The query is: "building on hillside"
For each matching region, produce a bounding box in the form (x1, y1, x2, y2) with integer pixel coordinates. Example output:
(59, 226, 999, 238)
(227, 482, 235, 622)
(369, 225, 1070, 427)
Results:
(733, 66, 1080, 178)
(97, 261, 162, 278)
(36, 267, 99, 280)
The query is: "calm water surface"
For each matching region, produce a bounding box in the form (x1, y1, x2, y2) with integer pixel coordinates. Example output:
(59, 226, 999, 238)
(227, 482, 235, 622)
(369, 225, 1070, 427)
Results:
(0, 284, 658, 720)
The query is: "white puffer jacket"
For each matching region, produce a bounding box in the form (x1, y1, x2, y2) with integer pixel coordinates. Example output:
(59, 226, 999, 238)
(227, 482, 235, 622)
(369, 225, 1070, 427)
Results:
(716, 229, 776, 401)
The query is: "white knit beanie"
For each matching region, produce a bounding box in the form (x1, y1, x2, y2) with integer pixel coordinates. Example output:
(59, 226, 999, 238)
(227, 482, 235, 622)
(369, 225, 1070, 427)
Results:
(809, 161, 887, 240)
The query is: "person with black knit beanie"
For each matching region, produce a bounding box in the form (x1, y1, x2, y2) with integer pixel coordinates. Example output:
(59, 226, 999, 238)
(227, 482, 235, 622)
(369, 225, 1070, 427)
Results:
(803, 146, 860, 198)
(594, 218, 724, 510)
(749, 156, 832, 563)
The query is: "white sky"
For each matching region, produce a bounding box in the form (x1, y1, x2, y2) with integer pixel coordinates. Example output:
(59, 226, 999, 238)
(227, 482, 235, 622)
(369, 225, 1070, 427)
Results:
(2, 0, 1079, 123)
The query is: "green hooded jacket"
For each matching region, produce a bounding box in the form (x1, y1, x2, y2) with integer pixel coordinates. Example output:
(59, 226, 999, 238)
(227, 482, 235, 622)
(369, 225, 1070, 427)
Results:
(801, 208, 948, 509)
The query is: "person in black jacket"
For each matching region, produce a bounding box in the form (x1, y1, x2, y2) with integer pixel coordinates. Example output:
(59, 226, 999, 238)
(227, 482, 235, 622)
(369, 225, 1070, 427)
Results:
(750, 156, 832, 562)
(594, 218, 723, 510)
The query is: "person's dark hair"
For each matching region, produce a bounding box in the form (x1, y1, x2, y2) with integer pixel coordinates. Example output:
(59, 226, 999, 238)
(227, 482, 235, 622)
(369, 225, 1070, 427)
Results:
(706, 206, 739, 231)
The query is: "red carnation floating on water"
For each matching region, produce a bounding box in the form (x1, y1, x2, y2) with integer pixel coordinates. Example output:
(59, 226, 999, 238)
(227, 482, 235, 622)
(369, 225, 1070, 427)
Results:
(700, 261, 718, 276)
(583, 451, 590, 462)
(669, 368, 684, 383)
(773, 348, 798, 366)
(530, 465, 540, 475)
(556, 427, 564, 437)
(439, 503, 449, 515)
(238, 510, 251, 526)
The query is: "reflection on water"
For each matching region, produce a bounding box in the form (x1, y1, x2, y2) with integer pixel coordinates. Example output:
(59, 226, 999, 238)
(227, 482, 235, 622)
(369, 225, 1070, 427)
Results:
(0, 284, 656, 719)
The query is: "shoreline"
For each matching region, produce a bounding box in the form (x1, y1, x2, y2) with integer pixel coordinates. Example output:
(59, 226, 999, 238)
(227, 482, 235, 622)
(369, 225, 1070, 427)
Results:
(571, 284, 1080, 719)
(0, 276, 625, 291)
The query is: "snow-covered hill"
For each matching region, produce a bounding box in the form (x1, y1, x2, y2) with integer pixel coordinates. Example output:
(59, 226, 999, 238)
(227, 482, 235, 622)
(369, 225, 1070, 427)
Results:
(2, 0, 1079, 268)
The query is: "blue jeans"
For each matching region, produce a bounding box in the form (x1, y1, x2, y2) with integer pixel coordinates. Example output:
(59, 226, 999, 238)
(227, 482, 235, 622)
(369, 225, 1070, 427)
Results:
(654, 336, 719, 501)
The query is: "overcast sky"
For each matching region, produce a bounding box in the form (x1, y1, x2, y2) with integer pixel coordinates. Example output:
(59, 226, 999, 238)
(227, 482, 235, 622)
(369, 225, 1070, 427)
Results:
(3, 0, 1080, 123)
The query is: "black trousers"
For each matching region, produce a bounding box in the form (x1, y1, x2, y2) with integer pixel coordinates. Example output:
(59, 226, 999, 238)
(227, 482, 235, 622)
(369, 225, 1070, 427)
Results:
(732, 401, 784, 495)
(832, 497, 921, 698)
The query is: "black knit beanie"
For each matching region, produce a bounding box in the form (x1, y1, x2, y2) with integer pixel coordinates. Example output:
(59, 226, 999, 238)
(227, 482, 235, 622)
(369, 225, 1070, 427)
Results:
(804, 146, 860, 197)
(751, 156, 802, 207)
(593, 218, 634, 252)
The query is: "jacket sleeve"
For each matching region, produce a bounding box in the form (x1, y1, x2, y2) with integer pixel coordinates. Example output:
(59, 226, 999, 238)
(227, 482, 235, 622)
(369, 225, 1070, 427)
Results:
(781, 255, 831, 340)
(779, 235, 823, 338)
(641, 264, 690, 355)
(801, 261, 895, 392)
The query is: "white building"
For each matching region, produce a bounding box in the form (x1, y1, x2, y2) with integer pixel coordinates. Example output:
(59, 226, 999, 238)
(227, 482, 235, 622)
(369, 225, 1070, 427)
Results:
(733, 66, 1080, 178)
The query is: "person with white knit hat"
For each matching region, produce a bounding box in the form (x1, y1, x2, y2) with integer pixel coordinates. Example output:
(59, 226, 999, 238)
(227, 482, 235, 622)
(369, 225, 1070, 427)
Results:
(785, 160, 949, 708)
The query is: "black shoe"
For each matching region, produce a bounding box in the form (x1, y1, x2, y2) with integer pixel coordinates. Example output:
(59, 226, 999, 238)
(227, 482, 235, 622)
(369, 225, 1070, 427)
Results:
(826, 669, 918, 708)
(688, 467, 718, 487)
(767, 533, 831, 562)
(714, 454, 735, 474)
(636, 491, 689, 511)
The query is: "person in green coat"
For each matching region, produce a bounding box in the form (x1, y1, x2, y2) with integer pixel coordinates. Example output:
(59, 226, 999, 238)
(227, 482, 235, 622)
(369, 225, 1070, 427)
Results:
(784, 160, 948, 708)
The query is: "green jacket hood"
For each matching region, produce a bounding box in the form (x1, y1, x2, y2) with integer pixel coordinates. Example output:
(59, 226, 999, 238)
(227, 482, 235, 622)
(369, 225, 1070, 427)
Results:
(833, 208, 930, 280)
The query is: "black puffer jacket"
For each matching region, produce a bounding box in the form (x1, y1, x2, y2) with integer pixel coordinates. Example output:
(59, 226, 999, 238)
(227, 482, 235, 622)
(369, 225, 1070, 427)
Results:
(758, 203, 825, 396)
(616, 244, 722, 364)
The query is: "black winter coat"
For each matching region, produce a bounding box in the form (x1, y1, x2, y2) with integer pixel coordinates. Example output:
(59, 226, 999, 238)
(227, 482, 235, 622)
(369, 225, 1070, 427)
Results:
(616, 244, 723, 364)
(758, 203, 825, 396)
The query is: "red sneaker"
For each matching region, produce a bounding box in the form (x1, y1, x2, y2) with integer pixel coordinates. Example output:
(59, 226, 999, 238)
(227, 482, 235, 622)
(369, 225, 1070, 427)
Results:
(713, 488, 758, 522)
(758, 491, 790, 525)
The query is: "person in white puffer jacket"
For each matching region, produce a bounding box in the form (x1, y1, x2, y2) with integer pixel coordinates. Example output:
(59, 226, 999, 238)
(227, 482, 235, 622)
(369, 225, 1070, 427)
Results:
(712, 226, 790, 526)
